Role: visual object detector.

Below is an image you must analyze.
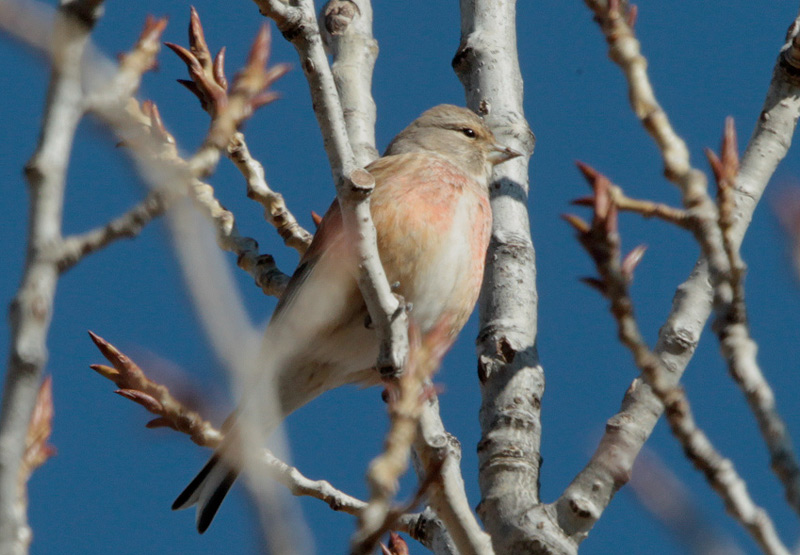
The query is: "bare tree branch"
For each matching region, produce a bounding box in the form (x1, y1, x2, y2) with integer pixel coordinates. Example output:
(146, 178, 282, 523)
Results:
(0, 2, 105, 553)
(319, 0, 379, 166)
(573, 186, 691, 228)
(167, 8, 313, 255)
(56, 188, 173, 273)
(555, 4, 800, 547)
(91, 89, 293, 298)
(414, 396, 494, 555)
(707, 122, 800, 516)
(564, 164, 789, 555)
(453, 1, 543, 554)
(76, 17, 304, 550)
(227, 132, 313, 254)
(88, 332, 453, 551)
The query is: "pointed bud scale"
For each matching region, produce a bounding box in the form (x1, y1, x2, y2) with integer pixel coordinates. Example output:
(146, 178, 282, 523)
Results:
(138, 15, 168, 49)
(177, 79, 205, 104)
(627, 4, 638, 28)
(188, 6, 213, 72)
(115, 389, 164, 413)
(250, 91, 281, 111)
(387, 532, 409, 555)
(264, 63, 291, 86)
(22, 376, 56, 474)
(146, 417, 172, 429)
(90, 364, 120, 381)
(570, 196, 595, 207)
(88, 331, 145, 382)
(561, 213, 590, 234)
(622, 244, 648, 281)
(214, 47, 228, 90)
(580, 276, 608, 295)
(88, 331, 123, 365)
(705, 147, 723, 186)
(575, 160, 600, 187)
(247, 24, 272, 73)
(165, 42, 199, 72)
(721, 116, 739, 178)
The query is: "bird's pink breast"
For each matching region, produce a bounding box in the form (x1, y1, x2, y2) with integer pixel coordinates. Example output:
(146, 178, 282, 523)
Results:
(368, 153, 491, 337)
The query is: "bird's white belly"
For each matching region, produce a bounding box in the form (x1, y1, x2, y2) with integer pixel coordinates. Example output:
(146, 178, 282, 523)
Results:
(406, 194, 475, 333)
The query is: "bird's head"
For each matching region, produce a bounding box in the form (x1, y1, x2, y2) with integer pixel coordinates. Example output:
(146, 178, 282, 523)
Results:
(385, 104, 521, 181)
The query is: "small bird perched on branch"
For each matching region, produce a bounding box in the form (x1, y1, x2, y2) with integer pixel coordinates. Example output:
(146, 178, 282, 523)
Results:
(172, 104, 521, 532)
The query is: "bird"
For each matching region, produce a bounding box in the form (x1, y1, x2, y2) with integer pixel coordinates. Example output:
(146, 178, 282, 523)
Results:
(172, 104, 521, 533)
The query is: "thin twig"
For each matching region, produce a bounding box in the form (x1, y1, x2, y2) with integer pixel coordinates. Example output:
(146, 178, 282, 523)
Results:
(563, 164, 789, 555)
(227, 132, 313, 254)
(707, 123, 800, 516)
(583, 0, 730, 291)
(89, 22, 295, 297)
(57, 188, 174, 273)
(630, 450, 746, 555)
(166, 8, 312, 254)
(354, 324, 451, 554)
(554, 4, 800, 546)
(414, 396, 494, 555)
(574, 185, 691, 228)
(88, 333, 448, 549)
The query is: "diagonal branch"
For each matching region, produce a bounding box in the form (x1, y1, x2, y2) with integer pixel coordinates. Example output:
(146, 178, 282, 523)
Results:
(167, 8, 313, 255)
(88, 332, 449, 551)
(89, 24, 295, 297)
(562, 167, 789, 555)
(707, 124, 800, 515)
(554, 4, 800, 546)
(56, 187, 173, 273)
(226, 132, 313, 254)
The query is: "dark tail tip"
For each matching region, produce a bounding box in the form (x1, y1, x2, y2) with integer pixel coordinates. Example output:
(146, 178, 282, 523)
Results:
(196, 469, 238, 533)
(172, 453, 221, 511)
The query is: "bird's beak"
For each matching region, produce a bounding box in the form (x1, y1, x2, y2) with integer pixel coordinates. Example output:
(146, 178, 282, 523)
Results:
(487, 143, 523, 165)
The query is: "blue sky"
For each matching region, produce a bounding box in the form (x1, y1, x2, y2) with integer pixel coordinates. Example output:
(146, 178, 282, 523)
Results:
(2, 1, 800, 554)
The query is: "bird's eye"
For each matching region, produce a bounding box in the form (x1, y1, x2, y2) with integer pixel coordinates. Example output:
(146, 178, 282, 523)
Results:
(461, 127, 477, 138)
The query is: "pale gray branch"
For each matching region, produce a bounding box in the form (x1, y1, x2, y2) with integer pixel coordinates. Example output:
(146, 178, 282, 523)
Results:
(227, 132, 314, 254)
(556, 5, 800, 549)
(453, 1, 541, 554)
(317, 3, 475, 552)
(319, 0, 379, 166)
(0, 1, 104, 553)
(56, 188, 173, 273)
(415, 396, 494, 555)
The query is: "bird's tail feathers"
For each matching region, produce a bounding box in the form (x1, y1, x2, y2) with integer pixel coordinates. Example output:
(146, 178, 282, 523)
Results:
(172, 449, 240, 534)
